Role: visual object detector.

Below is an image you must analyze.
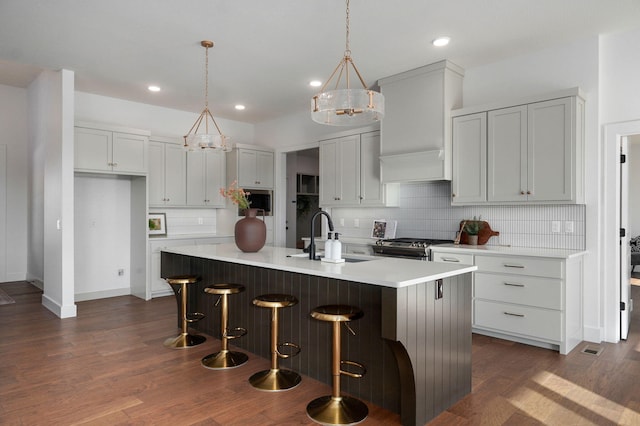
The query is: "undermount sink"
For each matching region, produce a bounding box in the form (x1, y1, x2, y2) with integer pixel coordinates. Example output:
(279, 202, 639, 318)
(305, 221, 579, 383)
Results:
(287, 253, 372, 263)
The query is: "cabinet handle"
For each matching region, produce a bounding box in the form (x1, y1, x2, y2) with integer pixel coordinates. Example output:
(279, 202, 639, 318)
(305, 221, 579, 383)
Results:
(503, 311, 525, 317)
(441, 257, 460, 262)
(452, 193, 456, 197)
(503, 282, 525, 287)
(527, 190, 532, 195)
(503, 264, 525, 269)
(520, 191, 525, 195)
(359, 195, 363, 200)
(112, 162, 118, 167)
(255, 181, 260, 184)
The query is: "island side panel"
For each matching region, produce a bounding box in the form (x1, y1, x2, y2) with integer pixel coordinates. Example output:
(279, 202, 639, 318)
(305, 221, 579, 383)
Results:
(381, 273, 472, 426)
(161, 252, 401, 414)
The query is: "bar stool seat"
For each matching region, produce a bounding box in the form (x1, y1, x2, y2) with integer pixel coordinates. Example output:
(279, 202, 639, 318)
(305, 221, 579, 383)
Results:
(164, 275, 206, 349)
(307, 304, 368, 425)
(201, 283, 248, 369)
(249, 294, 301, 391)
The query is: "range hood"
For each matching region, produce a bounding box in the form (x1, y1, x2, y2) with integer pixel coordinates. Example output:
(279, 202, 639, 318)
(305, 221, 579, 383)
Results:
(378, 60, 464, 182)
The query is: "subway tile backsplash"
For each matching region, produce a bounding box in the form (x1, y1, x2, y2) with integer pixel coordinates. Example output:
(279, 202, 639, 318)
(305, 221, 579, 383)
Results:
(330, 181, 585, 250)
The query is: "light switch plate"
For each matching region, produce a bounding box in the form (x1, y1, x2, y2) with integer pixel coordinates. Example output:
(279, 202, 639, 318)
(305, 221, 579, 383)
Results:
(552, 221, 561, 233)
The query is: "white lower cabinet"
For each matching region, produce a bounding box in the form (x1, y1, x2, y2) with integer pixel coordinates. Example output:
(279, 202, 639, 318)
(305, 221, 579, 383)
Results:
(149, 237, 232, 298)
(432, 248, 584, 354)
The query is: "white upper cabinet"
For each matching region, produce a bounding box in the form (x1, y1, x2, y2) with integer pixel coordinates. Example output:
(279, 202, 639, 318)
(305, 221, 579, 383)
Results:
(186, 150, 226, 207)
(378, 60, 464, 182)
(451, 88, 585, 205)
(75, 123, 148, 175)
(231, 148, 274, 189)
(148, 139, 186, 207)
(452, 112, 487, 204)
(319, 131, 398, 207)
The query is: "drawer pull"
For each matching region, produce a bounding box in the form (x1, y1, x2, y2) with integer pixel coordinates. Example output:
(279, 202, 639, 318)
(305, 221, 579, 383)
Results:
(504, 311, 525, 317)
(441, 257, 460, 262)
(503, 282, 525, 287)
(503, 264, 525, 269)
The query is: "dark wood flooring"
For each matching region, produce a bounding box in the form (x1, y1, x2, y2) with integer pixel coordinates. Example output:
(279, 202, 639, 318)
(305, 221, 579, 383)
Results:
(1, 281, 640, 425)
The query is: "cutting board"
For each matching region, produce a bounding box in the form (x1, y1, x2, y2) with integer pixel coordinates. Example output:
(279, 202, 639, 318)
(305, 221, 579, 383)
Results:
(458, 221, 499, 245)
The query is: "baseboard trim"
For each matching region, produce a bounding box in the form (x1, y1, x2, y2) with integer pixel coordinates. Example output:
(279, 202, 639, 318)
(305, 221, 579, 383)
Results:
(41, 293, 77, 318)
(74, 288, 131, 302)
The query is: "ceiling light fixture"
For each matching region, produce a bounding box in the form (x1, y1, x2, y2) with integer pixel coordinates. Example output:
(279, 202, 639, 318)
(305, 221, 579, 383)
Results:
(234, 104, 245, 111)
(183, 40, 231, 152)
(311, 0, 384, 126)
(148, 85, 161, 92)
(432, 36, 451, 47)
(309, 80, 322, 87)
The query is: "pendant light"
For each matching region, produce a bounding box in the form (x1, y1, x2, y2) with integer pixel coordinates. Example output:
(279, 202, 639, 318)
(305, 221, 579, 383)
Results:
(183, 40, 231, 151)
(311, 0, 384, 126)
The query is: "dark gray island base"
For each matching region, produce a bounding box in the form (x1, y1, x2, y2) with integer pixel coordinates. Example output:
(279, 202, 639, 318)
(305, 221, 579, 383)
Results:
(162, 251, 472, 425)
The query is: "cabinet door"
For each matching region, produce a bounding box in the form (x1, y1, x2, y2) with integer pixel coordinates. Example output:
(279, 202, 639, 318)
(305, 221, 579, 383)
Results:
(186, 151, 206, 206)
(237, 149, 257, 187)
(112, 132, 147, 174)
(452, 113, 487, 204)
(360, 131, 384, 206)
(148, 142, 166, 206)
(336, 135, 361, 205)
(205, 151, 225, 207)
(164, 144, 186, 206)
(319, 141, 339, 205)
(487, 105, 527, 202)
(255, 151, 274, 188)
(75, 127, 112, 171)
(527, 97, 572, 202)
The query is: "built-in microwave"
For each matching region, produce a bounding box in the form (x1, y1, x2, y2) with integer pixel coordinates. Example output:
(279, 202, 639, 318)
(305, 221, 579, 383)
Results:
(239, 189, 272, 216)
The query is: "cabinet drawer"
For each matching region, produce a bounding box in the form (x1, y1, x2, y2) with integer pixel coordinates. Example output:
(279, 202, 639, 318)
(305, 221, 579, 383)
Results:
(475, 300, 561, 342)
(475, 272, 562, 310)
(475, 255, 562, 278)
(432, 252, 474, 265)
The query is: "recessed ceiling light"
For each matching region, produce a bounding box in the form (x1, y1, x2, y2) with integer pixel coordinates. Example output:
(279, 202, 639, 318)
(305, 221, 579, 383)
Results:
(148, 85, 161, 92)
(309, 80, 322, 87)
(235, 104, 246, 111)
(432, 36, 451, 47)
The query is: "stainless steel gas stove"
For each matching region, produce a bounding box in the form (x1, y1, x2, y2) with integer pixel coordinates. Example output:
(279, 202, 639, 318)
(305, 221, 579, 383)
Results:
(371, 237, 454, 261)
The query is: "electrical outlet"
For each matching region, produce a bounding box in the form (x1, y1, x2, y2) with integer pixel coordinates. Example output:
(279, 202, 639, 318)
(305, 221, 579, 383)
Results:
(552, 221, 561, 233)
(198, 217, 203, 225)
(339, 218, 345, 226)
(564, 221, 574, 233)
(354, 218, 359, 227)
(118, 269, 124, 276)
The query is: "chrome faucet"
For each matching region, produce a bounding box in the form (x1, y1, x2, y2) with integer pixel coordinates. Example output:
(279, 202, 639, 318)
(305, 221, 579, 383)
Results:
(309, 210, 334, 260)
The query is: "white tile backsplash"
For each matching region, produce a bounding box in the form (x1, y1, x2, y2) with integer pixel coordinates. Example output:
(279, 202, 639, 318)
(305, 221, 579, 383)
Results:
(330, 181, 585, 250)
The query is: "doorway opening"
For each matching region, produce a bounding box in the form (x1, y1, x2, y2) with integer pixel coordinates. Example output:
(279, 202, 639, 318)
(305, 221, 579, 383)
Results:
(285, 148, 320, 249)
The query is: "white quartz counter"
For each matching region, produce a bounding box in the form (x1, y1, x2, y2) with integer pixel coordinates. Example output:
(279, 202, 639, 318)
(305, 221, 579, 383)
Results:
(162, 243, 476, 289)
(430, 243, 587, 259)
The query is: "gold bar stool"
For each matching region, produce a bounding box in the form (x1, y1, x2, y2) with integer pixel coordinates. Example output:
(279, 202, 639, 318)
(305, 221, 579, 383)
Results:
(164, 275, 206, 349)
(249, 294, 302, 391)
(307, 305, 368, 425)
(201, 283, 248, 369)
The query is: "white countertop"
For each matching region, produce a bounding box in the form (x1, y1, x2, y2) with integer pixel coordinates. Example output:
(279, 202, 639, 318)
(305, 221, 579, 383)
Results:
(149, 234, 233, 241)
(430, 243, 587, 259)
(162, 243, 476, 289)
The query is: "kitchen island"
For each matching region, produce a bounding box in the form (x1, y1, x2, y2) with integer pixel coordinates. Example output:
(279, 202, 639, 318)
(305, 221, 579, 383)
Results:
(161, 243, 476, 426)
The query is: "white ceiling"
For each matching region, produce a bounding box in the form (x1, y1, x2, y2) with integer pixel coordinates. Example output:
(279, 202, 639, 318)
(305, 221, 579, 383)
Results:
(1, 0, 639, 124)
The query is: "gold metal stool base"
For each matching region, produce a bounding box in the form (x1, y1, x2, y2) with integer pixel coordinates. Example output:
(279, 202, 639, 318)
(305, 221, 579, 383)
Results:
(201, 350, 249, 369)
(163, 333, 206, 349)
(249, 368, 302, 391)
(306, 395, 368, 425)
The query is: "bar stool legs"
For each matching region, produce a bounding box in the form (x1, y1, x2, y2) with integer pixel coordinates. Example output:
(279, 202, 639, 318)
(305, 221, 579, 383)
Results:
(307, 305, 368, 425)
(164, 275, 206, 349)
(201, 284, 248, 369)
(249, 294, 301, 391)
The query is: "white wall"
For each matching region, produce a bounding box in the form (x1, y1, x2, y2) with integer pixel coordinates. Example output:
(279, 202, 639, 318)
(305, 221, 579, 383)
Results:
(75, 92, 255, 144)
(29, 69, 76, 318)
(0, 85, 28, 282)
(74, 175, 131, 300)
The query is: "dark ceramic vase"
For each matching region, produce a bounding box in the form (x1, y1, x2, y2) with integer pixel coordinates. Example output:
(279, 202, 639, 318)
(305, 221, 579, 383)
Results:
(235, 208, 266, 252)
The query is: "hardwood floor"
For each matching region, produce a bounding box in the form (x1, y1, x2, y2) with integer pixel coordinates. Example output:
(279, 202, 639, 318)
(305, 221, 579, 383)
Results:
(1, 281, 640, 425)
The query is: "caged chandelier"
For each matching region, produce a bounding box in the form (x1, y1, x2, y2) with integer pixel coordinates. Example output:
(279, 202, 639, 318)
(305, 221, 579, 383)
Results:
(183, 40, 231, 152)
(311, 0, 384, 126)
